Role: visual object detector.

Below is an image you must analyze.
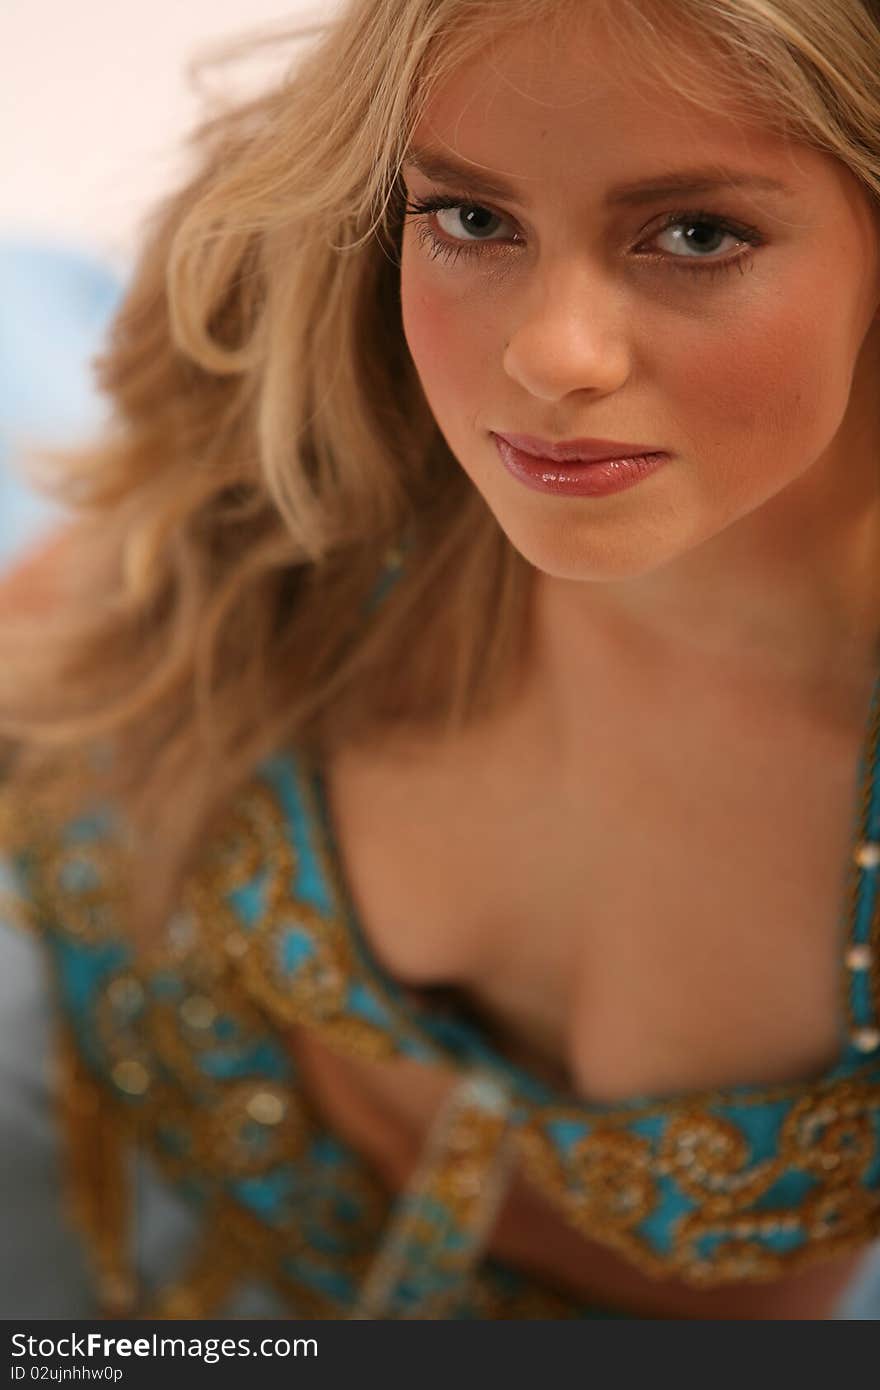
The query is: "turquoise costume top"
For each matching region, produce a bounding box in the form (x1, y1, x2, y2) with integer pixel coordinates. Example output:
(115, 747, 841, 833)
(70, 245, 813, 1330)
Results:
(2, 622, 880, 1317)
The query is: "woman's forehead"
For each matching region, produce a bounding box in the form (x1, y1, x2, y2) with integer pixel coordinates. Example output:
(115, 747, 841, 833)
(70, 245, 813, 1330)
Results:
(415, 12, 784, 148)
(416, 4, 757, 123)
(408, 22, 809, 211)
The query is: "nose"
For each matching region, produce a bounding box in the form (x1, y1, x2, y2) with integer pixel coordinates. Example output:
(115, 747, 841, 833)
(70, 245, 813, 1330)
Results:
(501, 263, 632, 402)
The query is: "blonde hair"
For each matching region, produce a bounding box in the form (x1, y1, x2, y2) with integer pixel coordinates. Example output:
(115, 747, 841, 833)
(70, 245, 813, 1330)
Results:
(2, 0, 880, 938)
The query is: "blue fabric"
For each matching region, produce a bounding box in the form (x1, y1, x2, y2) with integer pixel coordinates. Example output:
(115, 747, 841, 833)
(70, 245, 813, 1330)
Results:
(5, 729, 878, 1317)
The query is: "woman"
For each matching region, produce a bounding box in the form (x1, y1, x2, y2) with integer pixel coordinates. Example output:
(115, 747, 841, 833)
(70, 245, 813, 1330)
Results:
(2, 0, 880, 1319)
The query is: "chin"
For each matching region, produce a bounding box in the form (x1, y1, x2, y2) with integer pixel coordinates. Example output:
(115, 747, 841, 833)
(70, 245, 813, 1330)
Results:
(491, 522, 667, 585)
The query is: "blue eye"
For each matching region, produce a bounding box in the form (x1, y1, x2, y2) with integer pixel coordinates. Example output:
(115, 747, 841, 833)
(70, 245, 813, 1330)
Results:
(646, 210, 763, 275)
(403, 196, 515, 265)
(403, 195, 764, 279)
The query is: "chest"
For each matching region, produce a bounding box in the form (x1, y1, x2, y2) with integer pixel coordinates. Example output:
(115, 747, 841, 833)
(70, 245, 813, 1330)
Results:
(306, 697, 877, 1317)
(321, 691, 866, 1106)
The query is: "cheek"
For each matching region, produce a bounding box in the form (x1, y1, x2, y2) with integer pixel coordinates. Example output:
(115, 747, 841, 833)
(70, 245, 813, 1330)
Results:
(399, 242, 859, 483)
(667, 285, 848, 467)
(400, 253, 494, 419)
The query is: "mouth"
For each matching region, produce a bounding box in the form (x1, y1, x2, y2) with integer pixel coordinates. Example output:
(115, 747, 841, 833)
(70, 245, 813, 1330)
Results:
(491, 432, 671, 498)
(492, 431, 667, 466)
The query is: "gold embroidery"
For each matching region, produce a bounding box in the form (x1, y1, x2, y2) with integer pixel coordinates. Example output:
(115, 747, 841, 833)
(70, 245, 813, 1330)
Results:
(780, 1085, 877, 1183)
(516, 1082, 880, 1286)
(186, 780, 412, 1063)
(6, 760, 880, 1313)
(191, 785, 356, 1025)
(352, 1074, 517, 1318)
(55, 1023, 138, 1318)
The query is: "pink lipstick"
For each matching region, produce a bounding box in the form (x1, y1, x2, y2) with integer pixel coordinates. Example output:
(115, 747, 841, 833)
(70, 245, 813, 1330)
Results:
(492, 432, 671, 498)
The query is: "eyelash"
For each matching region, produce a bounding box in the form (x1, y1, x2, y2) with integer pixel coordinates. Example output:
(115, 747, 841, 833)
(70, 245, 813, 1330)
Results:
(402, 194, 765, 279)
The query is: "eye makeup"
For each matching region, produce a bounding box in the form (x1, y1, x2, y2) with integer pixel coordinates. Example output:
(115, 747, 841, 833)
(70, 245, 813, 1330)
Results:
(403, 193, 766, 280)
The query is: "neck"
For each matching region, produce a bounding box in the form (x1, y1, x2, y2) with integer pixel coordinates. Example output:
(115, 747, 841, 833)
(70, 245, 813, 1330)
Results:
(527, 422, 880, 747)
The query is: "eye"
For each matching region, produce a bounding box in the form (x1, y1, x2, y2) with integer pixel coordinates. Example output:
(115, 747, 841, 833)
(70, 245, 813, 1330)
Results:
(638, 210, 765, 274)
(430, 203, 513, 243)
(403, 193, 765, 278)
(403, 195, 519, 266)
(650, 219, 735, 258)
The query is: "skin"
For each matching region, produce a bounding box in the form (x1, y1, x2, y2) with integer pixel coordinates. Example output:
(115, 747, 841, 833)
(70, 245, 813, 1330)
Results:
(398, 8, 880, 764)
(380, 10, 880, 1311)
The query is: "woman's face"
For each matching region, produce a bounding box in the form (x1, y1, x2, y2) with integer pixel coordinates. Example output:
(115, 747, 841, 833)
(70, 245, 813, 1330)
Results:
(398, 11, 880, 584)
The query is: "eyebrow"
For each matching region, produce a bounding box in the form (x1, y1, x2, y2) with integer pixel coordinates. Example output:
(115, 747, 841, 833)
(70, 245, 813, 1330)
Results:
(401, 146, 796, 207)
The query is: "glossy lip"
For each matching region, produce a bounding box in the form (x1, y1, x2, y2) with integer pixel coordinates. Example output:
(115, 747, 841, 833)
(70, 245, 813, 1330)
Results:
(493, 435, 670, 498)
(493, 431, 666, 465)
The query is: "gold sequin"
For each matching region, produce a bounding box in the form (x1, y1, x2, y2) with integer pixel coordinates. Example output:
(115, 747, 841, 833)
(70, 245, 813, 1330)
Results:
(382, 545, 405, 570)
(111, 1059, 150, 1096)
(846, 944, 873, 970)
(106, 976, 144, 1013)
(179, 994, 217, 1031)
(854, 840, 880, 869)
(246, 1090, 287, 1126)
(166, 911, 196, 951)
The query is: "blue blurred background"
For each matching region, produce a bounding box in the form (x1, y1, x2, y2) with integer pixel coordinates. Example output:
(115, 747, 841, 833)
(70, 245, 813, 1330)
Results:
(0, 240, 122, 571)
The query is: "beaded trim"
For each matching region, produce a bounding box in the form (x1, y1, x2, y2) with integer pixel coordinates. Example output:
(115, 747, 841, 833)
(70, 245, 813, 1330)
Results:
(842, 673, 880, 1052)
(351, 1073, 518, 1318)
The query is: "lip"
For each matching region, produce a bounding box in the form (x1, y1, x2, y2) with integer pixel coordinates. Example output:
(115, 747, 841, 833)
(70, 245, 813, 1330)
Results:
(492, 435, 670, 498)
(493, 432, 666, 465)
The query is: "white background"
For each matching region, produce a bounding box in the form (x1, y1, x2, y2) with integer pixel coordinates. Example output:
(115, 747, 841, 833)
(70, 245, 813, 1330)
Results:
(0, 3, 335, 566)
(2, 1, 334, 269)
